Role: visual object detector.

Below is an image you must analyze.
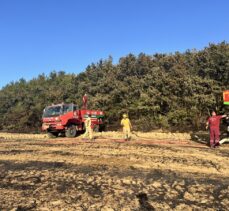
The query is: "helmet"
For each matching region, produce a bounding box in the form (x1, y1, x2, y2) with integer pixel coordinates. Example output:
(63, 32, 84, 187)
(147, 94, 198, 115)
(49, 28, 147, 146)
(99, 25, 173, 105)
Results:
(123, 114, 127, 118)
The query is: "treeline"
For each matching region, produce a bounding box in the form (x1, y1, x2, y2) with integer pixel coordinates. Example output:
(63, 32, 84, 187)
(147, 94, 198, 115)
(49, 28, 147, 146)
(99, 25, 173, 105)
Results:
(0, 42, 229, 132)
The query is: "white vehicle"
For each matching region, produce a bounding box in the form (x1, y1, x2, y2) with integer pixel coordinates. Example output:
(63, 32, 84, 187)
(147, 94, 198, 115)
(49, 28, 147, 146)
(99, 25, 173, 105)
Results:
(220, 117, 229, 145)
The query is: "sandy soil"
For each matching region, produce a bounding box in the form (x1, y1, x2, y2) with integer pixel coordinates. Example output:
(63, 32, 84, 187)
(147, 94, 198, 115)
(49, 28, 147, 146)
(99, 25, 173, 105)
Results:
(0, 132, 229, 211)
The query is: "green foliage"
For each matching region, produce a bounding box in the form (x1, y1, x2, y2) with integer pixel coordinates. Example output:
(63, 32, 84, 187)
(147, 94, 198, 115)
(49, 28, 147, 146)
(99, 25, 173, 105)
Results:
(0, 42, 229, 132)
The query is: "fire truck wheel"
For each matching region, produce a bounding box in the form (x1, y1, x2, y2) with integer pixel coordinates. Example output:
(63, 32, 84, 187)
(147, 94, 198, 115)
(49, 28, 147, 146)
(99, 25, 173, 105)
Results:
(65, 125, 77, 138)
(47, 132, 59, 138)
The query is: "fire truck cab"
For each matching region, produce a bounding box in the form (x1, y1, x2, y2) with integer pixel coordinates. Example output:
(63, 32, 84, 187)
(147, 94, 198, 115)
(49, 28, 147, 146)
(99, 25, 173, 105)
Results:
(42, 103, 105, 138)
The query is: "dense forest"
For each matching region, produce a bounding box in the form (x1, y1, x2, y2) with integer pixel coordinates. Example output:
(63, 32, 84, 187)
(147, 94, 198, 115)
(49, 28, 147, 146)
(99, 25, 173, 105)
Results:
(0, 42, 229, 133)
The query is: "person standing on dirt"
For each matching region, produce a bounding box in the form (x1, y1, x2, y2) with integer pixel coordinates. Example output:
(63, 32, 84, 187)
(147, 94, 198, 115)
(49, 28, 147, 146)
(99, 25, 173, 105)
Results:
(83, 114, 93, 140)
(206, 111, 226, 148)
(121, 114, 132, 141)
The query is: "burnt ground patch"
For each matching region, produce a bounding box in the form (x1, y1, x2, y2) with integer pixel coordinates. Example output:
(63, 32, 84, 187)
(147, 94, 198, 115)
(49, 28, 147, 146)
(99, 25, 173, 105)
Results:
(51, 150, 74, 156)
(0, 160, 110, 175)
(0, 137, 229, 210)
(0, 149, 36, 155)
(0, 161, 229, 210)
(0, 160, 69, 171)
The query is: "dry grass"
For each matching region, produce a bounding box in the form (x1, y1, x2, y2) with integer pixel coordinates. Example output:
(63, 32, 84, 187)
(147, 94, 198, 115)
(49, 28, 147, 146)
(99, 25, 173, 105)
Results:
(0, 131, 191, 141)
(0, 132, 48, 140)
(94, 131, 191, 140)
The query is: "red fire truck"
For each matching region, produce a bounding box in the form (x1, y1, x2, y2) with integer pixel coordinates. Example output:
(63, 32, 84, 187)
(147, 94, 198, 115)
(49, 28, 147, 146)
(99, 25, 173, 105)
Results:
(42, 103, 105, 138)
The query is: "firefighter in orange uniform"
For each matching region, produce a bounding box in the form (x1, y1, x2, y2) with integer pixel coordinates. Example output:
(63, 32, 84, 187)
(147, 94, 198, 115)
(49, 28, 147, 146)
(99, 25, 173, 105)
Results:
(121, 114, 132, 140)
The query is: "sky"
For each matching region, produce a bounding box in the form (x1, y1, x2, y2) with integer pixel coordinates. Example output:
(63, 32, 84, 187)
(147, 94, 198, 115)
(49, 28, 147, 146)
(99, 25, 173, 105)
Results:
(0, 0, 229, 88)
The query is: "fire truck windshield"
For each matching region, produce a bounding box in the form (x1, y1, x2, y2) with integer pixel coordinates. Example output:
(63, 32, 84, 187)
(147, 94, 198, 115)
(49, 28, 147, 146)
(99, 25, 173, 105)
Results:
(43, 104, 74, 117)
(43, 106, 62, 117)
(62, 104, 73, 114)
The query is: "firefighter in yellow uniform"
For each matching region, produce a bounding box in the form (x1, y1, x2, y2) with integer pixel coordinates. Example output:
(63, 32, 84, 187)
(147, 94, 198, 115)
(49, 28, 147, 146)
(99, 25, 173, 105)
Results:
(121, 114, 132, 140)
(83, 114, 93, 140)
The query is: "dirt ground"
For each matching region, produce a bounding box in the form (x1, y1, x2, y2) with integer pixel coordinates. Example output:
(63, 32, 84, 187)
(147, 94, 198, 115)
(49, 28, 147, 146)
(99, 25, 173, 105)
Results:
(0, 132, 229, 211)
